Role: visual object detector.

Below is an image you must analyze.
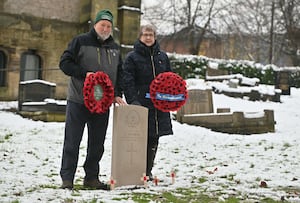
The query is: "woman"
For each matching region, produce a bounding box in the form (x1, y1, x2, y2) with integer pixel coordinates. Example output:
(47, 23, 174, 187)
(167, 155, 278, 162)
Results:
(123, 24, 173, 180)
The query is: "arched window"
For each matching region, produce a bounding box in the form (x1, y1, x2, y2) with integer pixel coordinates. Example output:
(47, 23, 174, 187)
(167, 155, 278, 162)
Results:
(20, 50, 42, 81)
(0, 50, 7, 87)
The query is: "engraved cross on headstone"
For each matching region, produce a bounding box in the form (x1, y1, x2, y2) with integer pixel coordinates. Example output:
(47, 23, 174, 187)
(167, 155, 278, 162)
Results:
(127, 142, 138, 164)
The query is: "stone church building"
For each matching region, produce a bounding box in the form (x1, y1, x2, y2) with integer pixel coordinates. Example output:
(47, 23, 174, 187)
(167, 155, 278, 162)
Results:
(0, 0, 141, 100)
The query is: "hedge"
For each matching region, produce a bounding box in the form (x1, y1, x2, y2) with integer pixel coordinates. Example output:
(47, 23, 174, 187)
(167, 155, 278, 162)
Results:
(168, 53, 300, 88)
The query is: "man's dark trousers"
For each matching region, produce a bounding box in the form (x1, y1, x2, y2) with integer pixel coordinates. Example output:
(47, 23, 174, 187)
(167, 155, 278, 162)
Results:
(60, 100, 109, 182)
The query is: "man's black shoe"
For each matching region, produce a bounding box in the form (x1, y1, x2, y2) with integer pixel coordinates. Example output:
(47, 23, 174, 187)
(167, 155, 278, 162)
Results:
(60, 180, 73, 189)
(83, 179, 110, 190)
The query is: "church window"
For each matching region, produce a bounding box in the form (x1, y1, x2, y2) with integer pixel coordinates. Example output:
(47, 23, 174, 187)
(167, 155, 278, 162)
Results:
(0, 50, 7, 87)
(20, 50, 42, 81)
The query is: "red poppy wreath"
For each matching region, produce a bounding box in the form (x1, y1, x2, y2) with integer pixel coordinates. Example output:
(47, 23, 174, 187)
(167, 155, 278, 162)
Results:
(149, 72, 188, 112)
(83, 71, 114, 114)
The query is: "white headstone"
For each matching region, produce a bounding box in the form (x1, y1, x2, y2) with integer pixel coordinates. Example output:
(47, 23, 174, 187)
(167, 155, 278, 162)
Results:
(111, 105, 148, 187)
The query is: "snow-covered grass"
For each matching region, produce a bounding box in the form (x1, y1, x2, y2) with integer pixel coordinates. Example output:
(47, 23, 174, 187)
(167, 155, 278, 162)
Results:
(0, 84, 300, 202)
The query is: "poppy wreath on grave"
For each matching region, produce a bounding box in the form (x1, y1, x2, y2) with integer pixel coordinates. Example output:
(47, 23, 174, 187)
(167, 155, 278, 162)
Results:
(83, 71, 114, 114)
(149, 72, 188, 112)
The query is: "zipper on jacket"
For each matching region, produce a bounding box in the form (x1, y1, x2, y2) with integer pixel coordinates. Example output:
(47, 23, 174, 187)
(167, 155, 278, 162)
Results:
(150, 53, 159, 136)
(106, 49, 112, 65)
(150, 55, 156, 78)
(97, 48, 101, 65)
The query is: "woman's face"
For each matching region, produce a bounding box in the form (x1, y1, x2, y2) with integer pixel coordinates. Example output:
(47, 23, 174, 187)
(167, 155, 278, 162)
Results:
(139, 30, 155, 47)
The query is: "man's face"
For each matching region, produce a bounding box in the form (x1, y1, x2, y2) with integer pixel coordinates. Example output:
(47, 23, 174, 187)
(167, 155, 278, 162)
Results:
(139, 30, 155, 47)
(94, 20, 112, 40)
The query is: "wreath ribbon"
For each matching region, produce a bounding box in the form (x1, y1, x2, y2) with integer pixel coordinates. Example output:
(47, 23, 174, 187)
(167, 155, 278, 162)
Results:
(83, 71, 114, 114)
(145, 93, 185, 101)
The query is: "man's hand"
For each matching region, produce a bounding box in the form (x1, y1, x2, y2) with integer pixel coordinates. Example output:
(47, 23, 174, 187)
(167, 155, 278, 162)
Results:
(86, 72, 93, 77)
(114, 96, 127, 105)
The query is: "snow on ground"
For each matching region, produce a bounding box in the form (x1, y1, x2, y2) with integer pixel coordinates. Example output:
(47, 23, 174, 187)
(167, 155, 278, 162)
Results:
(0, 84, 300, 202)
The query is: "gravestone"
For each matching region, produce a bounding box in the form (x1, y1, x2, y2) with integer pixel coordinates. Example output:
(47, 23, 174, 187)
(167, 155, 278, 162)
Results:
(18, 79, 56, 111)
(176, 89, 213, 122)
(111, 105, 148, 187)
(206, 67, 228, 77)
(275, 70, 290, 95)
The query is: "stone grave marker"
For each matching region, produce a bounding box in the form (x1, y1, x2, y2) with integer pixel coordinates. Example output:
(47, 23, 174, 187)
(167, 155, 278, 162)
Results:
(177, 89, 213, 122)
(111, 105, 148, 187)
(275, 70, 290, 95)
(206, 66, 228, 76)
(18, 79, 56, 111)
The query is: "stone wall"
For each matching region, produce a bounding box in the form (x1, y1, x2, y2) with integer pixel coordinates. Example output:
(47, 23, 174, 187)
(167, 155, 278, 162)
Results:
(0, 12, 86, 99)
(0, 0, 141, 100)
(180, 110, 275, 134)
(2, 0, 82, 23)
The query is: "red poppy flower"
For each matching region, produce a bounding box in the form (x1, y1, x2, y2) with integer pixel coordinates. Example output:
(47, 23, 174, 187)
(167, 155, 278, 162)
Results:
(83, 71, 114, 113)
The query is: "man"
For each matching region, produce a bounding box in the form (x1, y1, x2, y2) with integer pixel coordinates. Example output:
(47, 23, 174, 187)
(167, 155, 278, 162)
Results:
(123, 24, 173, 180)
(59, 9, 125, 190)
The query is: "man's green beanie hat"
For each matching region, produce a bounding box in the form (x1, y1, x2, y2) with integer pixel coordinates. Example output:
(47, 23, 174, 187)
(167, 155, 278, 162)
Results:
(94, 9, 113, 25)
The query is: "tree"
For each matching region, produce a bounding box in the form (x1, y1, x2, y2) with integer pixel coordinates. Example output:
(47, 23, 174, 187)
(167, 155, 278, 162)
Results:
(223, 0, 300, 66)
(142, 0, 220, 55)
(142, 0, 300, 66)
(216, 0, 275, 63)
(277, 0, 300, 66)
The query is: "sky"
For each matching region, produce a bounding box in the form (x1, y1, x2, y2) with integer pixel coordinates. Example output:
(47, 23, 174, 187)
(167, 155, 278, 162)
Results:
(141, 0, 160, 7)
(0, 78, 300, 202)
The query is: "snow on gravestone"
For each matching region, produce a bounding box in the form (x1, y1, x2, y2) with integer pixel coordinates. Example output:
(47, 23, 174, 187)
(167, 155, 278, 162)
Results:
(111, 105, 148, 187)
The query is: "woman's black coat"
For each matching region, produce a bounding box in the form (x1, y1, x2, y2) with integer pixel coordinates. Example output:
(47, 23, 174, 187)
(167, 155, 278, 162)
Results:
(123, 40, 173, 137)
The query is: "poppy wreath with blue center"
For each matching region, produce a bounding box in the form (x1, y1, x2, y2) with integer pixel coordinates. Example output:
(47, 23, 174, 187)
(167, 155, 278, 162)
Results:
(83, 71, 114, 114)
(149, 72, 188, 112)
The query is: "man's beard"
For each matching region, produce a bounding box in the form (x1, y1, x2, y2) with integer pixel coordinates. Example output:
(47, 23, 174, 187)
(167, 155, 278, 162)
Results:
(98, 32, 111, 41)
